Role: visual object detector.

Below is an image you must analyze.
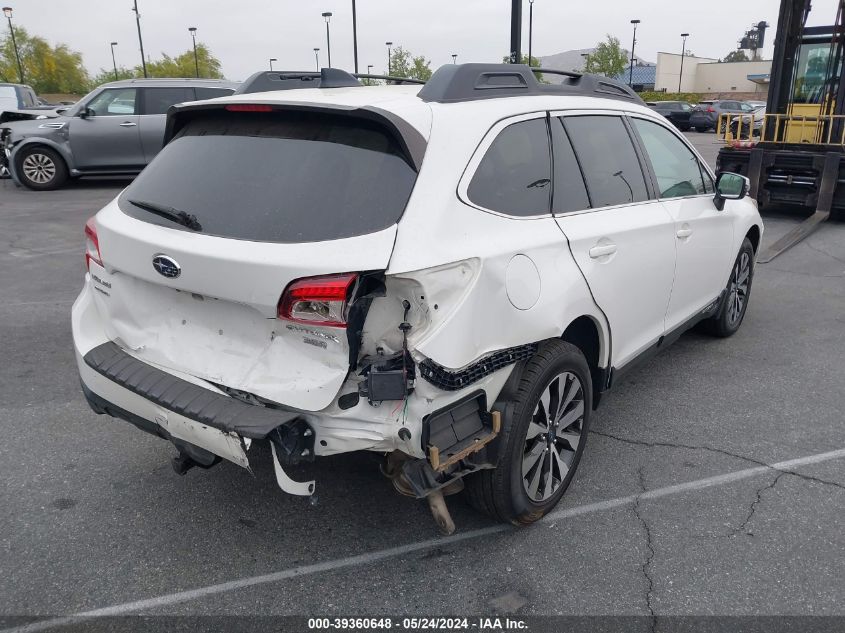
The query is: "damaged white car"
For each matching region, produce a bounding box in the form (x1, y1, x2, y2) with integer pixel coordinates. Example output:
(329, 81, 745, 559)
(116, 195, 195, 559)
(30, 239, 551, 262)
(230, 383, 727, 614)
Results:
(72, 64, 762, 533)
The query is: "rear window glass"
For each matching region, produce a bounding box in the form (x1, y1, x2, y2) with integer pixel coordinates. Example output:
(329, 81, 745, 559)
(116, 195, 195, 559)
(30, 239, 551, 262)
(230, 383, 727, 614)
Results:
(119, 110, 418, 243)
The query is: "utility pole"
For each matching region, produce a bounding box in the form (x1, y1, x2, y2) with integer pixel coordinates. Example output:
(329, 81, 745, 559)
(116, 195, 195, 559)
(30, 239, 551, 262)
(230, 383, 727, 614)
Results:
(679, 33, 689, 93)
(132, 0, 148, 78)
(189, 27, 199, 78)
(2, 7, 23, 83)
(629, 19, 640, 87)
(528, 0, 534, 66)
(110, 42, 119, 81)
(351, 0, 359, 73)
(509, 0, 522, 63)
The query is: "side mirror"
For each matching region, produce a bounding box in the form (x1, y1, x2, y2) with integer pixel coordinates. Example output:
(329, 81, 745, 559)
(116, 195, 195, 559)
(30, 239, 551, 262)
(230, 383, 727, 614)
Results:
(79, 107, 94, 119)
(713, 172, 749, 211)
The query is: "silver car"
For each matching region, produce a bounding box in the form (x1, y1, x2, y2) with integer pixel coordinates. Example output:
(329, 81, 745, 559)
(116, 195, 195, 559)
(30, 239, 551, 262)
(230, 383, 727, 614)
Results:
(0, 78, 239, 190)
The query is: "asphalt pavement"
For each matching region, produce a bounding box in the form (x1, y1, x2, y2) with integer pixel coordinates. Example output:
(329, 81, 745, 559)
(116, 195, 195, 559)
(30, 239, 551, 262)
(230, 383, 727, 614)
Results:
(1, 142, 844, 630)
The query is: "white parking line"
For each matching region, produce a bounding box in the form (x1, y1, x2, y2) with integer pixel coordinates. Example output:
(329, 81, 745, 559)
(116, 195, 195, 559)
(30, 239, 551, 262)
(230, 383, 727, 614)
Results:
(5, 447, 845, 633)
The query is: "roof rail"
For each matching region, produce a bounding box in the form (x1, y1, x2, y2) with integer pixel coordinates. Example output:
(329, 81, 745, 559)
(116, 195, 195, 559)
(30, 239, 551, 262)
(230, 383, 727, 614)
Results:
(234, 68, 426, 94)
(417, 63, 644, 104)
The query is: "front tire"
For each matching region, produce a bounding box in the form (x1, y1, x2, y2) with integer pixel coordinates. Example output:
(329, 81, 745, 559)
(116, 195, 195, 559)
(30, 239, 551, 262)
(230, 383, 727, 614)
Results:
(464, 340, 592, 525)
(701, 238, 755, 338)
(15, 146, 68, 191)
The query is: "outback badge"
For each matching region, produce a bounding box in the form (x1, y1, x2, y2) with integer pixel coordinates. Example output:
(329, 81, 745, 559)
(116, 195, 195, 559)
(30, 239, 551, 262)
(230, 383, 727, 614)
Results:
(152, 254, 181, 279)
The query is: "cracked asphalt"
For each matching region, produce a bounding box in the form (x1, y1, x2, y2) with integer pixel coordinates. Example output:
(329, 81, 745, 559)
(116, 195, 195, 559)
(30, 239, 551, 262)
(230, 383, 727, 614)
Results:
(1, 134, 844, 626)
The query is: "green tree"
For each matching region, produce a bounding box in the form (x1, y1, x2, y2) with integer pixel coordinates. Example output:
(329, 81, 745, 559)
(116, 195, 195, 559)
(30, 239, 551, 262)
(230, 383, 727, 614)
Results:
(0, 26, 89, 93)
(722, 50, 749, 63)
(137, 44, 223, 79)
(584, 35, 628, 78)
(89, 66, 138, 89)
(388, 46, 432, 81)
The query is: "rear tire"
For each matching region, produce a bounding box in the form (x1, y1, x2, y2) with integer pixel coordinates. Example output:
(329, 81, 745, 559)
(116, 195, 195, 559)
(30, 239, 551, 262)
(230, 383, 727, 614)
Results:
(15, 146, 68, 191)
(700, 238, 755, 338)
(464, 340, 592, 525)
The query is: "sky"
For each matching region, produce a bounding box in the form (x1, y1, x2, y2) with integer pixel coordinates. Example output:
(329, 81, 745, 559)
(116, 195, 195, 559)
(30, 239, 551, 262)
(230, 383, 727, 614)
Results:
(5, 0, 843, 82)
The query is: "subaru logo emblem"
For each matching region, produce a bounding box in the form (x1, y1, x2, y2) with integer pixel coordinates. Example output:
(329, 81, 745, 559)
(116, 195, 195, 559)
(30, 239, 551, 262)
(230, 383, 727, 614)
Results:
(152, 254, 181, 279)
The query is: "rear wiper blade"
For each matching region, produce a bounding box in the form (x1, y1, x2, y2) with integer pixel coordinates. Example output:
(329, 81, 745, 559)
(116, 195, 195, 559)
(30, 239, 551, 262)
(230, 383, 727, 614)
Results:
(127, 199, 203, 231)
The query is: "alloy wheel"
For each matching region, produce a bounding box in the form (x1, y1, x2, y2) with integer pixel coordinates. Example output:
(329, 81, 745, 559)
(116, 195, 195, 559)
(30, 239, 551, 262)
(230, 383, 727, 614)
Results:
(727, 251, 751, 326)
(22, 153, 57, 185)
(522, 371, 585, 502)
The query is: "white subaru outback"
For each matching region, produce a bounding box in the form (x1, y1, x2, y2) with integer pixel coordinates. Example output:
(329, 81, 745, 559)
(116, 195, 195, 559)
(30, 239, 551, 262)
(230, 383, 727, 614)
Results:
(72, 65, 762, 533)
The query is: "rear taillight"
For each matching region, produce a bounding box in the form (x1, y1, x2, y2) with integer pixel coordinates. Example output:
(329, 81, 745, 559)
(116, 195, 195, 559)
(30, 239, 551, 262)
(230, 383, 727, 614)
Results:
(707, 106, 716, 113)
(85, 216, 102, 270)
(277, 273, 358, 328)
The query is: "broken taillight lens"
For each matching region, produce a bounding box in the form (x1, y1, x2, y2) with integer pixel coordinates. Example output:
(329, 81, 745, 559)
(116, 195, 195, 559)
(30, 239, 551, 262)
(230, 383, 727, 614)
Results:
(277, 273, 358, 328)
(85, 216, 102, 270)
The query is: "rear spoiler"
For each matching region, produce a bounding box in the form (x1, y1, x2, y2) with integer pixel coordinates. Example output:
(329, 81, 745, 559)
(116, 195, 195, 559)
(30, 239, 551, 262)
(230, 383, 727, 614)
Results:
(163, 100, 427, 172)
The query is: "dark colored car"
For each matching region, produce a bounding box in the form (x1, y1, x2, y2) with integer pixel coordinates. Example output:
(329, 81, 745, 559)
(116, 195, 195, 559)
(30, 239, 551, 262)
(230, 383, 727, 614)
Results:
(690, 100, 756, 132)
(648, 101, 693, 131)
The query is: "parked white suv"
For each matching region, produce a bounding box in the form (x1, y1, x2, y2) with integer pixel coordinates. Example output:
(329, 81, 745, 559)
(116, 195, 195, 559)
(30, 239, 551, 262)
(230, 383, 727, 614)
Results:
(72, 64, 762, 533)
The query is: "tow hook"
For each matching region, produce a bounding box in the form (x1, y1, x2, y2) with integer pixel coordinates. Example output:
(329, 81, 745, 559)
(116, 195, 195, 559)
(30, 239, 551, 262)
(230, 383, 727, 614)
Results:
(382, 451, 461, 536)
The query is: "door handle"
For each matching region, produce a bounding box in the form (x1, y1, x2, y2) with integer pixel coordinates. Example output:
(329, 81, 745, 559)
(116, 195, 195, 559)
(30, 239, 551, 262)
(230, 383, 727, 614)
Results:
(589, 243, 617, 259)
(119, 122, 137, 127)
(676, 227, 693, 239)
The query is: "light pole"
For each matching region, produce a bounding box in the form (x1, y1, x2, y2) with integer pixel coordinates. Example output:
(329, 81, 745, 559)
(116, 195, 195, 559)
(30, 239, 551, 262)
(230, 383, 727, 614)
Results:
(2, 7, 23, 83)
(366, 64, 373, 85)
(452, 54, 458, 64)
(629, 19, 640, 87)
(679, 33, 690, 93)
(188, 27, 199, 78)
(386, 41, 393, 75)
(322, 12, 332, 68)
(528, 0, 534, 66)
(581, 51, 589, 71)
(269, 57, 277, 71)
(314, 47, 320, 71)
(110, 42, 119, 81)
(131, 0, 147, 78)
(351, 0, 359, 73)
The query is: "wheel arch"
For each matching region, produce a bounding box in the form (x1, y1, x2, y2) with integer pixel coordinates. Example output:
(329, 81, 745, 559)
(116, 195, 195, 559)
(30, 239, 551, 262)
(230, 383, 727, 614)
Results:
(560, 315, 610, 409)
(745, 223, 761, 253)
(11, 138, 73, 175)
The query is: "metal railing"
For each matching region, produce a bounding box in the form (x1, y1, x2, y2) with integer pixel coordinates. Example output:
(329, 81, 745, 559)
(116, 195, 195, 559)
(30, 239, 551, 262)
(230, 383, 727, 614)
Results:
(718, 111, 845, 146)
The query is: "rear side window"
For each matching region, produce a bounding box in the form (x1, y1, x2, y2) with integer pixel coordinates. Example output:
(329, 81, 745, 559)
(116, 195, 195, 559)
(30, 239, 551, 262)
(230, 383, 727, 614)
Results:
(550, 118, 590, 214)
(563, 116, 649, 207)
(467, 118, 552, 217)
(143, 87, 196, 115)
(119, 110, 418, 243)
(632, 118, 707, 198)
(195, 87, 235, 100)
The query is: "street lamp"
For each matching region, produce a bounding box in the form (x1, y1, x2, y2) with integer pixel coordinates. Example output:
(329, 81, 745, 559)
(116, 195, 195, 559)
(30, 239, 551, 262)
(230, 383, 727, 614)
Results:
(322, 12, 332, 68)
(188, 27, 199, 78)
(629, 19, 640, 87)
(269, 57, 277, 71)
(679, 33, 690, 93)
(314, 47, 320, 71)
(110, 42, 119, 81)
(386, 41, 393, 75)
(131, 0, 148, 78)
(528, 0, 534, 67)
(2, 7, 24, 83)
(351, 0, 359, 73)
(452, 54, 458, 64)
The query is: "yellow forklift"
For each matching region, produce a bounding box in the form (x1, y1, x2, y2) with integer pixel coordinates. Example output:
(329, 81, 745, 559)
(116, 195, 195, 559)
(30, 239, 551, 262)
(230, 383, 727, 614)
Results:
(717, 0, 844, 262)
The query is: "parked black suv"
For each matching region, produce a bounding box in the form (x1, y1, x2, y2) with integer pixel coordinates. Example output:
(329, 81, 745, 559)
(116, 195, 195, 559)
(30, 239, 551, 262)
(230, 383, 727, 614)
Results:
(647, 101, 693, 131)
